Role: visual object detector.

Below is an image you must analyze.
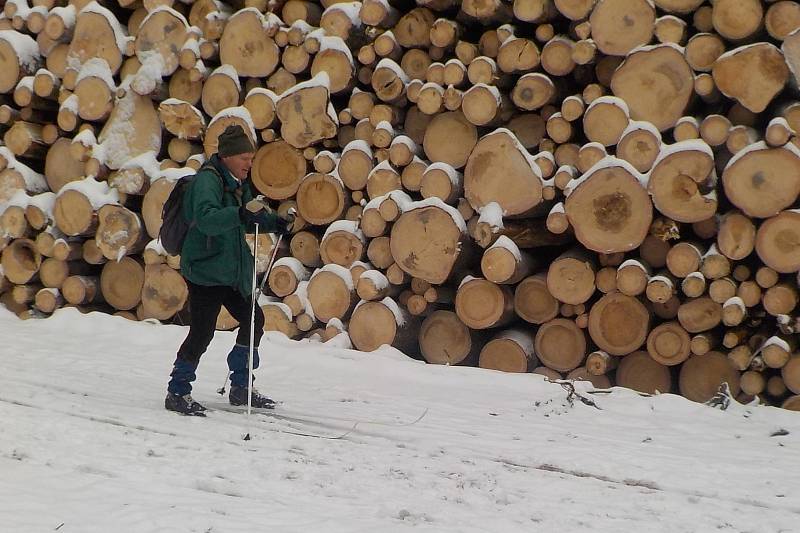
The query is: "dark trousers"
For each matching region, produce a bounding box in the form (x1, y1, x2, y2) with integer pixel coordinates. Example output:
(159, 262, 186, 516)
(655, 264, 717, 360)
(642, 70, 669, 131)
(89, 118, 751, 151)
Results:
(177, 282, 265, 364)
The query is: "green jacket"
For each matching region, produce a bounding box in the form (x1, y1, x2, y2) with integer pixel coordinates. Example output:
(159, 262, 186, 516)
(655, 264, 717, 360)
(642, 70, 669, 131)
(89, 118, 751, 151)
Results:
(180, 155, 280, 296)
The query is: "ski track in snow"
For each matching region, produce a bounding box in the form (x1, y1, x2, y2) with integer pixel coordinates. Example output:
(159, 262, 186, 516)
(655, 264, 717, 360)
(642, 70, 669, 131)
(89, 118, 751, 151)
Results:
(1, 308, 799, 532)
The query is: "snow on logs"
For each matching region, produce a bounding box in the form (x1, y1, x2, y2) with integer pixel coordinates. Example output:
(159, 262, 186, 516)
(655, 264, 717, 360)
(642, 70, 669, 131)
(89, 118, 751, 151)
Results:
(3, 1, 800, 409)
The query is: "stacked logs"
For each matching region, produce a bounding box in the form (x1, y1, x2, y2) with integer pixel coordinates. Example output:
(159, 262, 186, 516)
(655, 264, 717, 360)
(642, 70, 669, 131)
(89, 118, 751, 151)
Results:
(1, 0, 800, 411)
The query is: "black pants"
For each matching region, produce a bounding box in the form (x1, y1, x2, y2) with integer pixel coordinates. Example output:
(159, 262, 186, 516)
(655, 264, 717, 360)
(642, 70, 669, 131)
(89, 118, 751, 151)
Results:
(177, 282, 265, 364)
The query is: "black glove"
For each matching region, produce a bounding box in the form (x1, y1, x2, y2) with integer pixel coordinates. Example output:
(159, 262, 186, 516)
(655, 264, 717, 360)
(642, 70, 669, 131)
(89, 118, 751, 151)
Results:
(240, 206, 273, 228)
(274, 216, 292, 236)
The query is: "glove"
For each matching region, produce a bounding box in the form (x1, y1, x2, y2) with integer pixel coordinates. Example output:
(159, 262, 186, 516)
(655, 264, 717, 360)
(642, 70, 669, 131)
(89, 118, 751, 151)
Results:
(240, 207, 274, 228)
(274, 217, 292, 236)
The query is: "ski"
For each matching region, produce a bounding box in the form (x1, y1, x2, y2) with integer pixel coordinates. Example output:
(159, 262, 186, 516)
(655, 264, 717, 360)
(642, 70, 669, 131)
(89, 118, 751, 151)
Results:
(207, 403, 359, 439)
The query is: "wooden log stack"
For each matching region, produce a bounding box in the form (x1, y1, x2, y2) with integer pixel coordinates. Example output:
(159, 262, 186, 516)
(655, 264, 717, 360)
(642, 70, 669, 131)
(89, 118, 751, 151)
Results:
(2, 0, 800, 410)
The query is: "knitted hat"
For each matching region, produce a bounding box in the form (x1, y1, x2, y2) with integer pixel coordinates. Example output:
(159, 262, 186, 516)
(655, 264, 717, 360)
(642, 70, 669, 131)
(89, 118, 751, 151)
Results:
(217, 125, 255, 157)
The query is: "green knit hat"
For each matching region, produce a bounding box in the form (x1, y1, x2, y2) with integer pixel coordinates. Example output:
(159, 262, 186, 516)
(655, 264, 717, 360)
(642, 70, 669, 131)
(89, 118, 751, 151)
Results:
(217, 125, 255, 157)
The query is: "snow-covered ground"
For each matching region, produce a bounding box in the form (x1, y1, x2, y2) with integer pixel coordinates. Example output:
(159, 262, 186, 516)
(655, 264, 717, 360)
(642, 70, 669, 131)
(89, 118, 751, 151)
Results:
(1, 307, 799, 533)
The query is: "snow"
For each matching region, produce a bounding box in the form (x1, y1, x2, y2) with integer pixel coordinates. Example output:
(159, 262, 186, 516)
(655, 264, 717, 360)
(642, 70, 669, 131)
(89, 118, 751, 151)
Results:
(652, 139, 713, 169)
(628, 41, 685, 56)
(354, 296, 406, 327)
(549, 202, 565, 215)
(208, 106, 257, 146)
(57, 176, 120, 210)
(0, 190, 30, 213)
(49, 5, 77, 29)
(676, 116, 700, 128)
(272, 257, 309, 282)
(390, 135, 417, 152)
(466, 83, 502, 105)
(445, 58, 466, 72)
(648, 275, 674, 289)
(0, 242, 799, 533)
(0, 30, 41, 72)
(342, 139, 372, 157)
(119, 151, 162, 180)
(317, 35, 354, 66)
(314, 263, 355, 291)
(322, 219, 365, 243)
(564, 156, 648, 197)
(768, 117, 793, 134)
(263, 300, 294, 322)
(420, 81, 444, 95)
(723, 296, 746, 313)
(684, 272, 706, 281)
(71, 128, 96, 147)
(586, 95, 630, 117)
(76, 57, 116, 89)
(211, 64, 241, 91)
(279, 71, 331, 99)
(718, 42, 776, 62)
(80, 2, 133, 54)
(621, 120, 662, 141)
(494, 329, 536, 358)
(481, 128, 543, 180)
(0, 147, 47, 193)
(478, 201, 504, 229)
(374, 58, 409, 84)
(15, 76, 34, 92)
(761, 336, 791, 352)
(359, 269, 389, 290)
(27, 192, 56, 218)
(619, 259, 649, 273)
(244, 89, 279, 110)
(405, 197, 467, 233)
(160, 167, 196, 183)
(323, 2, 363, 26)
(292, 280, 315, 320)
(488, 235, 522, 262)
(425, 162, 462, 186)
(145, 238, 167, 255)
(140, 5, 190, 32)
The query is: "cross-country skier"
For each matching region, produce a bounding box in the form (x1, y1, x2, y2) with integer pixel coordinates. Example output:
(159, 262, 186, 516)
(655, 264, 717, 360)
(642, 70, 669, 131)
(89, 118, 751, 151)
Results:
(165, 124, 293, 416)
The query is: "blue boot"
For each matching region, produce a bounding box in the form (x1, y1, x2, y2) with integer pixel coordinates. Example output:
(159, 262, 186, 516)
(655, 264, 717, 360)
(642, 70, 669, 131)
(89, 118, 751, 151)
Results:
(226, 344, 260, 389)
(227, 344, 274, 408)
(166, 358, 206, 415)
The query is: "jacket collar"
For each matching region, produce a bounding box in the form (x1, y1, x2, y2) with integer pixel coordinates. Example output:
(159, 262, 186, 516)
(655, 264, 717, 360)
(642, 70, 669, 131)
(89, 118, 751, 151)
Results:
(209, 154, 242, 191)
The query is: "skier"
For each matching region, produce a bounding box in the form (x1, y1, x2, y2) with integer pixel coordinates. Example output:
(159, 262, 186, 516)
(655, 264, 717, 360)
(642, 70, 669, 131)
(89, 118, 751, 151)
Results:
(165, 124, 292, 416)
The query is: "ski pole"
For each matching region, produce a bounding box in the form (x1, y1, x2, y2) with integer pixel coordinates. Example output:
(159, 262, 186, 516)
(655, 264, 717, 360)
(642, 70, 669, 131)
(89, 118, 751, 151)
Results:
(218, 230, 285, 397)
(244, 222, 260, 441)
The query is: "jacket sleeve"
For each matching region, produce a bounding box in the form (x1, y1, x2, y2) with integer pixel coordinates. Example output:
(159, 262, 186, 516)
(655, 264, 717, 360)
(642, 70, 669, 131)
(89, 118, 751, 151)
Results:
(191, 171, 242, 236)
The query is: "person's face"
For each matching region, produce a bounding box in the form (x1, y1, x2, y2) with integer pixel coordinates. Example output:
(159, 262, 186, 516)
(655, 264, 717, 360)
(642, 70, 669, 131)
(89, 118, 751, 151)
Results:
(222, 152, 255, 180)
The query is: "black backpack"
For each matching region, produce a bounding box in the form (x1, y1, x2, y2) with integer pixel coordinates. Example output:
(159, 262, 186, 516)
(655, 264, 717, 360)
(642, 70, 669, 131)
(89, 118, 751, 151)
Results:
(158, 164, 223, 256)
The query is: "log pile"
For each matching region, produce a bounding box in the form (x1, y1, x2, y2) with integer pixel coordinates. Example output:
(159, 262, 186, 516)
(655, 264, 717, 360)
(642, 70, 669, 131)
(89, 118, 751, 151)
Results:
(2, 0, 800, 410)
